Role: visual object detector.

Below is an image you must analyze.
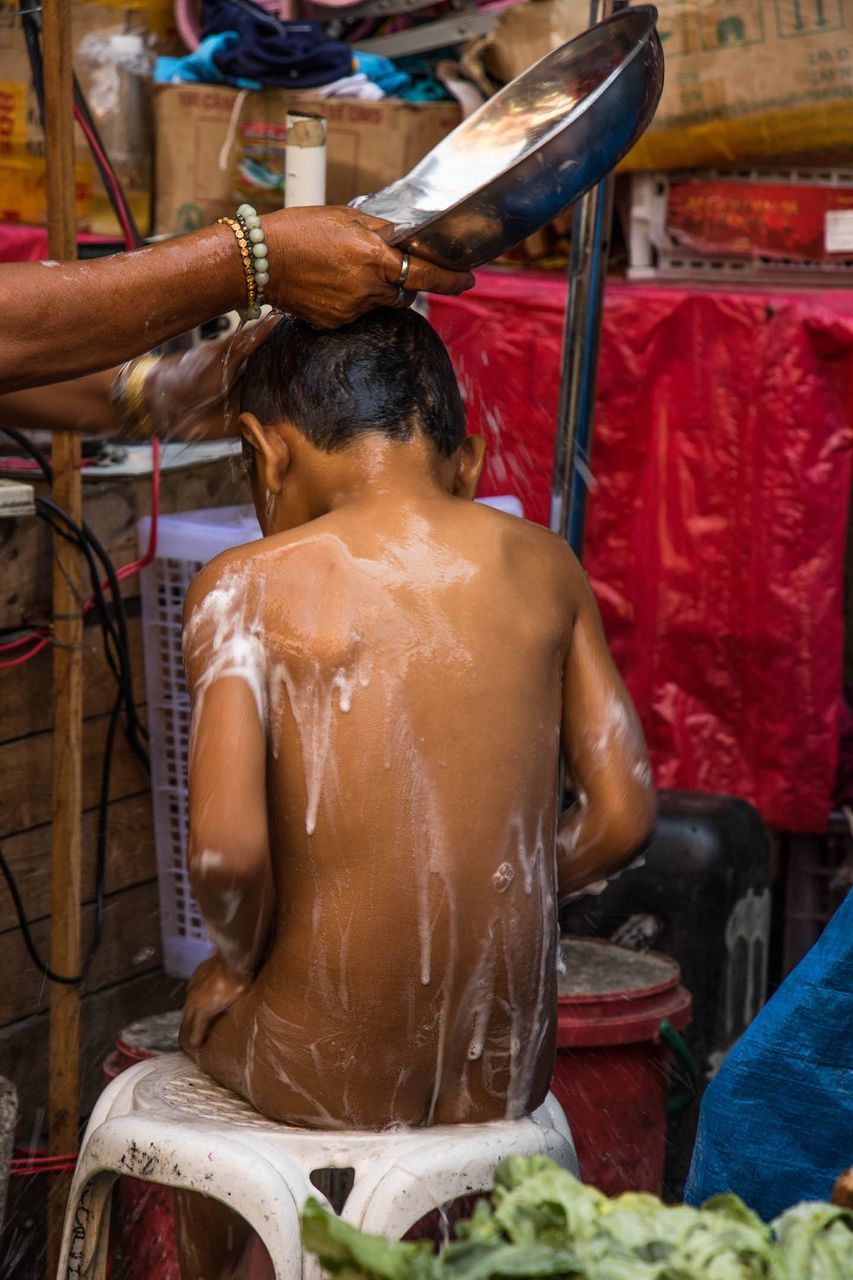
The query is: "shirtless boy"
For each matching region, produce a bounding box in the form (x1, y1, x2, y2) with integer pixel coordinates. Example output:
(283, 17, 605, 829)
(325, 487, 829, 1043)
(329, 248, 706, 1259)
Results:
(177, 307, 655, 1277)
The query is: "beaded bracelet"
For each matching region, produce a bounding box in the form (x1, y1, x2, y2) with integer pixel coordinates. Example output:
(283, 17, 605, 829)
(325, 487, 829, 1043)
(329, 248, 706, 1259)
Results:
(237, 203, 269, 301)
(217, 203, 268, 321)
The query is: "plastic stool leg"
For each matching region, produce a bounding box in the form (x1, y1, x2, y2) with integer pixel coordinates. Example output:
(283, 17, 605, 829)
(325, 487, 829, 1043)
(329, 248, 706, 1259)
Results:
(352, 1123, 577, 1240)
(55, 1170, 115, 1280)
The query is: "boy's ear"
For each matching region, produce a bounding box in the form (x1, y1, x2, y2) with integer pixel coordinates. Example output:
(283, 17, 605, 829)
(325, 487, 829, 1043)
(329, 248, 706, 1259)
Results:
(452, 435, 486, 499)
(239, 412, 291, 495)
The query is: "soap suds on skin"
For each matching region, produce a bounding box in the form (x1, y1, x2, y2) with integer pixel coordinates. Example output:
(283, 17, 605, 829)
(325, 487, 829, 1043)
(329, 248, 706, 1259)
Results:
(493, 862, 514, 893)
(194, 849, 226, 877)
(185, 571, 268, 734)
(186, 522, 563, 1129)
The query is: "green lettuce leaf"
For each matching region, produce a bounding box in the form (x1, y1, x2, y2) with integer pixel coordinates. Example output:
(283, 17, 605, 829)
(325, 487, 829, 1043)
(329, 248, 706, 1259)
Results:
(300, 1156, 853, 1280)
(442, 1238, 581, 1279)
(771, 1201, 853, 1280)
(301, 1197, 442, 1280)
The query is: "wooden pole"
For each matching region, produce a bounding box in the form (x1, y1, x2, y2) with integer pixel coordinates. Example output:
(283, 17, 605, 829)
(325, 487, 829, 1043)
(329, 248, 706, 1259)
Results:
(41, 0, 83, 1271)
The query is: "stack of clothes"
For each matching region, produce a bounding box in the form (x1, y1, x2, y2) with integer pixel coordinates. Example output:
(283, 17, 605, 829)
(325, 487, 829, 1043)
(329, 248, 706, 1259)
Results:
(158, 0, 454, 99)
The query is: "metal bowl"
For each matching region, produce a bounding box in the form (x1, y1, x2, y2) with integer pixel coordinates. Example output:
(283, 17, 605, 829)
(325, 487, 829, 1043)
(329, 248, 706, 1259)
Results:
(354, 6, 663, 271)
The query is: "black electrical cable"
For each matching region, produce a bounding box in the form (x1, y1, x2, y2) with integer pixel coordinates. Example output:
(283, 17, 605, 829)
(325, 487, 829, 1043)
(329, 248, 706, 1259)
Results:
(0, 711, 111, 986)
(0, 431, 152, 983)
(38, 495, 150, 768)
(73, 80, 144, 250)
(0, 427, 149, 765)
(0, 848, 81, 985)
(18, 0, 45, 125)
(18, 0, 142, 251)
(3, 508, 127, 982)
(0, 425, 52, 481)
(5, 6, 149, 983)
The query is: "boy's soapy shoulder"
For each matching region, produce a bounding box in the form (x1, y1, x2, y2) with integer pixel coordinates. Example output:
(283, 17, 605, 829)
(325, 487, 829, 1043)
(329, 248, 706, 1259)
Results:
(182, 501, 591, 637)
(182, 536, 272, 634)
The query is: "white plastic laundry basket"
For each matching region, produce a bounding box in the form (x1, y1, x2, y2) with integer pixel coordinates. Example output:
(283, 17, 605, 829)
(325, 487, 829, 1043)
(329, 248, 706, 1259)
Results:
(138, 505, 262, 978)
(138, 495, 524, 980)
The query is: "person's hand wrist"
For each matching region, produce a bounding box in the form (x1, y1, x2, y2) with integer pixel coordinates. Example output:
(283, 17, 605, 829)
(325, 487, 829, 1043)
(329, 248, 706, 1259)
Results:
(257, 206, 473, 328)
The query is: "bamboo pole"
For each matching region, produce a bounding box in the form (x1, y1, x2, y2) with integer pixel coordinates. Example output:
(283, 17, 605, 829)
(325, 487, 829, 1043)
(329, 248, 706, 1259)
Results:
(41, 0, 83, 1271)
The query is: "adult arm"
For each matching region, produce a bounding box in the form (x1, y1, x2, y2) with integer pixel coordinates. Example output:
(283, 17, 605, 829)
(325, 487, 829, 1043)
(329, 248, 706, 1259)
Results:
(0, 315, 280, 440)
(0, 314, 281, 440)
(0, 206, 470, 393)
(0, 369, 118, 437)
(556, 558, 656, 902)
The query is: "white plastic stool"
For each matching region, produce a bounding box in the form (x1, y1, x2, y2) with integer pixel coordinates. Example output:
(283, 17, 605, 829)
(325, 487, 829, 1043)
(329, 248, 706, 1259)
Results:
(57, 1053, 577, 1280)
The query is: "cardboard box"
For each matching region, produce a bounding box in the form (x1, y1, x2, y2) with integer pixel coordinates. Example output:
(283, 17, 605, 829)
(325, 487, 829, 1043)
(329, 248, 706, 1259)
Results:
(153, 85, 461, 234)
(0, 0, 175, 236)
(468, 0, 853, 172)
(626, 0, 853, 170)
(464, 0, 587, 91)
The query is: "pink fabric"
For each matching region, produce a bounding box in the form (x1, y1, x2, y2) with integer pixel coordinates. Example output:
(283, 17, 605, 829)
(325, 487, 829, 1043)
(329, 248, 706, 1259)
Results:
(0, 222, 113, 262)
(430, 271, 853, 832)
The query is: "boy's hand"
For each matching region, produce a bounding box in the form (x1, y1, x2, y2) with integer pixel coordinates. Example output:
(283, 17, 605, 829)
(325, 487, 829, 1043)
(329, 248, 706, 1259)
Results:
(180, 953, 248, 1053)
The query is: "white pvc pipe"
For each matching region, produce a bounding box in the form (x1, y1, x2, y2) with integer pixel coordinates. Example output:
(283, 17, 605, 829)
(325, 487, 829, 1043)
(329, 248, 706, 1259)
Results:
(284, 113, 328, 208)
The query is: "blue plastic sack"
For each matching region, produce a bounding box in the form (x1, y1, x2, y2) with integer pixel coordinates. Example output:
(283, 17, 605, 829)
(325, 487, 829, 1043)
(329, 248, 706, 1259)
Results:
(685, 888, 853, 1219)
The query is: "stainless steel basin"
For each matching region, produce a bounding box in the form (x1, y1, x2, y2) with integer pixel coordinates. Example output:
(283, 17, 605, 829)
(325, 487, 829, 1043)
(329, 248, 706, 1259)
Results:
(354, 6, 663, 270)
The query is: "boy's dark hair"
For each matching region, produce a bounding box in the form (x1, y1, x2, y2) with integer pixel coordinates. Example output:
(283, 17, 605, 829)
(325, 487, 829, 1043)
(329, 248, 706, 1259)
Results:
(241, 307, 466, 458)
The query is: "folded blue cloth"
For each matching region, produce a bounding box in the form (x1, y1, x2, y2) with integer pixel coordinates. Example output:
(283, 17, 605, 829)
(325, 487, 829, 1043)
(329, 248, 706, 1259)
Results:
(394, 54, 452, 102)
(155, 32, 262, 90)
(685, 888, 853, 1219)
(354, 51, 411, 97)
(400, 78, 449, 103)
(203, 0, 353, 89)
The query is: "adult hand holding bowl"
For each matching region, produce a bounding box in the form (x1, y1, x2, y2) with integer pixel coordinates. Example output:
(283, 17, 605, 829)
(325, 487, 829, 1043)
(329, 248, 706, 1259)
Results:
(0, 205, 471, 396)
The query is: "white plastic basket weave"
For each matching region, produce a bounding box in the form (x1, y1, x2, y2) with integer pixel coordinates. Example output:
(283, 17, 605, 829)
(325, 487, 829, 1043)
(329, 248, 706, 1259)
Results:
(138, 495, 524, 980)
(138, 505, 262, 979)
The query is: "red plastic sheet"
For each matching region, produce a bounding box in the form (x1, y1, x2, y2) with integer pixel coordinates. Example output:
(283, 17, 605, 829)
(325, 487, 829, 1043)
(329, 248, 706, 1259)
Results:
(430, 272, 853, 832)
(0, 222, 111, 262)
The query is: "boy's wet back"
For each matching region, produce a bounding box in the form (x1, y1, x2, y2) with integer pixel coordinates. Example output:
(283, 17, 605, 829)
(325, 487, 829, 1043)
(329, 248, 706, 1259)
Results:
(178, 308, 655, 1135)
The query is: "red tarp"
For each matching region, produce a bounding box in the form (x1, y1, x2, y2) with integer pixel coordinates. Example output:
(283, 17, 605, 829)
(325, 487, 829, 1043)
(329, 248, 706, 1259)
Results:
(429, 273, 853, 832)
(0, 222, 112, 262)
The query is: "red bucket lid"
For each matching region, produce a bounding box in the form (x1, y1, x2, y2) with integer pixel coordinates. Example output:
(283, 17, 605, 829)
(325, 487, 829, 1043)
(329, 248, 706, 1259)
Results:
(557, 938, 691, 1047)
(116, 1011, 182, 1064)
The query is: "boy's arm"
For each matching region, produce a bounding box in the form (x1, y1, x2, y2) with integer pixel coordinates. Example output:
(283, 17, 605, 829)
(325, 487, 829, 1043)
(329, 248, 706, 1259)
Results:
(556, 561, 656, 903)
(180, 565, 275, 1049)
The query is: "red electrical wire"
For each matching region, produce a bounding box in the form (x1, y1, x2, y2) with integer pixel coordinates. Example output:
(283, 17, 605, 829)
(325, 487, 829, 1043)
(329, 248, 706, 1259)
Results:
(1, 89, 155, 674)
(10, 1147, 78, 1176)
(0, 631, 47, 652)
(13, 1150, 76, 1161)
(73, 105, 138, 250)
(0, 636, 50, 668)
(0, 440, 160, 669)
(82, 436, 160, 612)
(117, 435, 160, 578)
(0, 457, 95, 471)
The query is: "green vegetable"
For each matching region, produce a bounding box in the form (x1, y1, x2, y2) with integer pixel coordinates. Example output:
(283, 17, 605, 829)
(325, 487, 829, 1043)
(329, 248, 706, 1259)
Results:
(772, 1201, 853, 1280)
(301, 1156, 853, 1280)
(301, 1198, 441, 1280)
